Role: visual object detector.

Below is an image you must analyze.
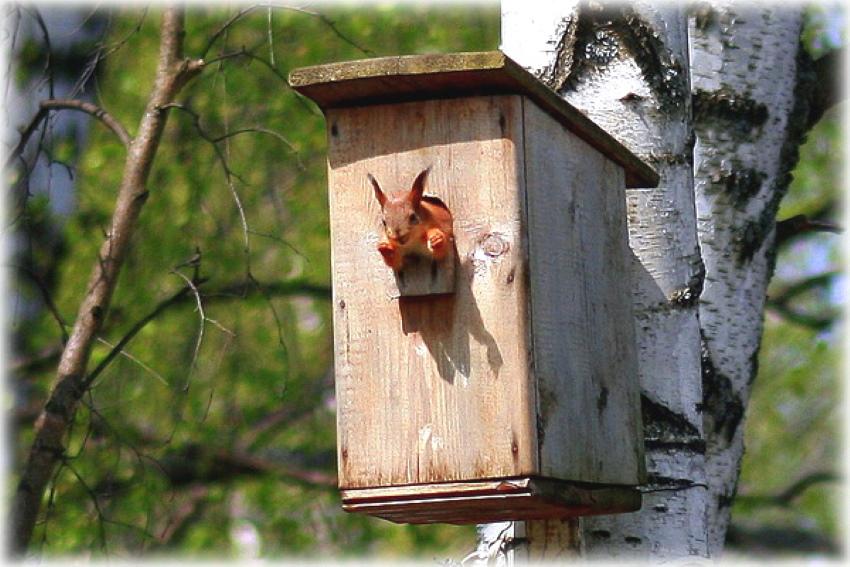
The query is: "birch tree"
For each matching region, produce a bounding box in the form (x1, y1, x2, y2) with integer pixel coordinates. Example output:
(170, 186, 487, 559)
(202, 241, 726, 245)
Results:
(487, 0, 838, 560)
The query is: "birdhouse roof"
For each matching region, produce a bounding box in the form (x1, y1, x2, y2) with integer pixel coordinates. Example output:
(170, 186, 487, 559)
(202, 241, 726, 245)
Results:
(289, 51, 658, 188)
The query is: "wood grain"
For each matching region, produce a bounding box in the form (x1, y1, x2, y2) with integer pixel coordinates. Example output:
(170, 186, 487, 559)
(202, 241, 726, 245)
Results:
(328, 95, 537, 489)
(523, 100, 646, 485)
(341, 477, 640, 525)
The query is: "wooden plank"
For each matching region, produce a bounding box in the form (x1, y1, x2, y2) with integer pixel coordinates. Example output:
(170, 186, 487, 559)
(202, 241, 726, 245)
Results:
(327, 95, 538, 489)
(522, 99, 645, 485)
(340, 477, 641, 525)
(290, 51, 659, 189)
(340, 478, 532, 502)
(389, 248, 456, 298)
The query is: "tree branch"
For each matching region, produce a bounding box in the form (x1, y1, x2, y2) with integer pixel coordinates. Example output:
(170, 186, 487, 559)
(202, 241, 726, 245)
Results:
(768, 271, 838, 305)
(775, 213, 842, 247)
(200, 3, 373, 59)
(807, 48, 845, 130)
(766, 271, 838, 330)
(735, 471, 838, 508)
(10, 9, 203, 554)
(5, 99, 132, 172)
(82, 283, 199, 390)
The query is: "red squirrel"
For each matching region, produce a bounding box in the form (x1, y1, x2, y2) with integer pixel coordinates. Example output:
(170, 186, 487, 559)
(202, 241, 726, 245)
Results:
(368, 167, 454, 271)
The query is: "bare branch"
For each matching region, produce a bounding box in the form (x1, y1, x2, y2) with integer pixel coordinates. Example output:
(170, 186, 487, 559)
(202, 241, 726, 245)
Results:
(768, 271, 839, 305)
(5, 98, 132, 172)
(160, 102, 252, 257)
(41, 99, 132, 146)
(22, 6, 55, 99)
(200, 3, 374, 59)
(281, 5, 374, 56)
(16, 265, 69, 343)
(9, 343, 63, 376)
(735, 471, 838, 507)
(775, 213, 842, 247)
(766, 271, 839, 330)
(211, 126, 303, 169)
(83, 283, 198, 390)
(202, 46, 317, 114)
(11, 9, 198, 553)
(807, 48, 845, 130)
(201, 5, 261, 58)
(170, 270, 209, 390)
(765, 302, 836, 330)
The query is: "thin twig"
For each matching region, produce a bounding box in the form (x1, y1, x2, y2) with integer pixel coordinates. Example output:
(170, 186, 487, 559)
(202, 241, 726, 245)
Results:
(16, 265, 69, 343)
(22, 6, 54, 99)
(95, 337, 169, 387)
(83, 283, 200, 390)
(169, 270, 207, 390)
(201, 3, 373, 58)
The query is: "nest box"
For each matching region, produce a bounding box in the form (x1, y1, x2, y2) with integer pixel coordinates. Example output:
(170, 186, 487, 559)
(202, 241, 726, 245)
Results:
(290, 51, 658, 525)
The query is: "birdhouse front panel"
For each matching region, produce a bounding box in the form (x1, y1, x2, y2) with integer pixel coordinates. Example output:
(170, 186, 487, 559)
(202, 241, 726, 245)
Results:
(327, 95, 539, 489)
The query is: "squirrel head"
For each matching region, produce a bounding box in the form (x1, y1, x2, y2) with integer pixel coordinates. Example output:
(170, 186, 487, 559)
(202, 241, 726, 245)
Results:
(369, 168, 429, 245)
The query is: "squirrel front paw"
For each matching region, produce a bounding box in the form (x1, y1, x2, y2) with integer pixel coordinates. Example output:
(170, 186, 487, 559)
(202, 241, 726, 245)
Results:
(427, 230, 449, 260)
(377, 242, 403, 270)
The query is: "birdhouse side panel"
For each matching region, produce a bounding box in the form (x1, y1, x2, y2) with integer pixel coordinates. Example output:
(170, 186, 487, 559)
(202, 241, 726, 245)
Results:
(522, 99, 644, 485)
(326, 96, 539, 489)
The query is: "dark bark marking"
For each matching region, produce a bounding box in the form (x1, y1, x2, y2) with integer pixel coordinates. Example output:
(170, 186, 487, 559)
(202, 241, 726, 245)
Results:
(719, 168, 767, 210)
(690, 2, 717, 31)
(700, 337, 745, 443)
(693, 87, 768, 134)
(734, 190, 783, 264)
(641, 393, 701, 443)
(560, 3, 688, 112)
(645, 439, 706, 453)
(596, 386, 609, 415)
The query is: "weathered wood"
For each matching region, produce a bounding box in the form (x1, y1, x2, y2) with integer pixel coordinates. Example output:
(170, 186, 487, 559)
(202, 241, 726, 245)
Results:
(389, 243, 456, 298)
(290, 51, 659, 189)
(295, 52, 654, 524)
(523, 519, 582, 560)
(341, 477, 640, 525)
(328, 95, 537, 489)
(523, 99, 645, 485)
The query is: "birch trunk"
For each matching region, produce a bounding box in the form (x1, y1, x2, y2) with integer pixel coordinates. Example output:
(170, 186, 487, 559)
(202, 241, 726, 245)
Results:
(689, 3, 807, 554)
(491, 0, 811, 560)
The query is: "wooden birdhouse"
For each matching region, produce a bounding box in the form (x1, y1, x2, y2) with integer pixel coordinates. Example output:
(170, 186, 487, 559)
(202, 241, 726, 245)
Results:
(290, 51, 658, 525)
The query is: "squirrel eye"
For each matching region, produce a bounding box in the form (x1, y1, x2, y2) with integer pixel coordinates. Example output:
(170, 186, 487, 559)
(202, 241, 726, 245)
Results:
(381, 219, 387, 227)
(409, 213, 419, 224)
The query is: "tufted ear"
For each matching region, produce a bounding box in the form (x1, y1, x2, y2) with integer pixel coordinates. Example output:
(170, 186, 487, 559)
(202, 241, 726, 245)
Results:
(409, 167, 430, 208)
(368, 173, 386, 208)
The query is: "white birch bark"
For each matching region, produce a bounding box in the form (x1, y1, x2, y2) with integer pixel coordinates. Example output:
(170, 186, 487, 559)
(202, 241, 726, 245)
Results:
(493, 0, 813, 561)
(501, 1, 708, 559)
(689, 3, 806, 554)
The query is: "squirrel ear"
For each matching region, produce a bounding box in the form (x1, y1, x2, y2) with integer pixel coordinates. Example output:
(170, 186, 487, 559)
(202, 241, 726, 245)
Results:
(368, 173, 386, 208)
(410, 167, 430, 208)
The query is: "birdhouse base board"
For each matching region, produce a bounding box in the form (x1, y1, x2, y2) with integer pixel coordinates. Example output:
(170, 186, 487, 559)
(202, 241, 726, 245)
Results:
(340, 477, 640, 525)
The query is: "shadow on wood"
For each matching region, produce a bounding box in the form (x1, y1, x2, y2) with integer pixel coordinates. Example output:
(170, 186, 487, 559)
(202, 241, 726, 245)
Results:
(398, 253, 503, 384)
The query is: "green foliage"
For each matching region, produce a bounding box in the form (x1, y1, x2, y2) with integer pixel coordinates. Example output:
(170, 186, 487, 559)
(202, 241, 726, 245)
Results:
(13, 4, 496, 558)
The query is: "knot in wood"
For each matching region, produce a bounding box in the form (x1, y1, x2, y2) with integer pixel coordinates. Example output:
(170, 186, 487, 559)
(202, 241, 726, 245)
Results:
(479, 233, 509, 258)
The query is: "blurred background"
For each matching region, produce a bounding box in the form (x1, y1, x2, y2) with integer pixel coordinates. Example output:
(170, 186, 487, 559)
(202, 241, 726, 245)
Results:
(4, 2, 842, 559)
